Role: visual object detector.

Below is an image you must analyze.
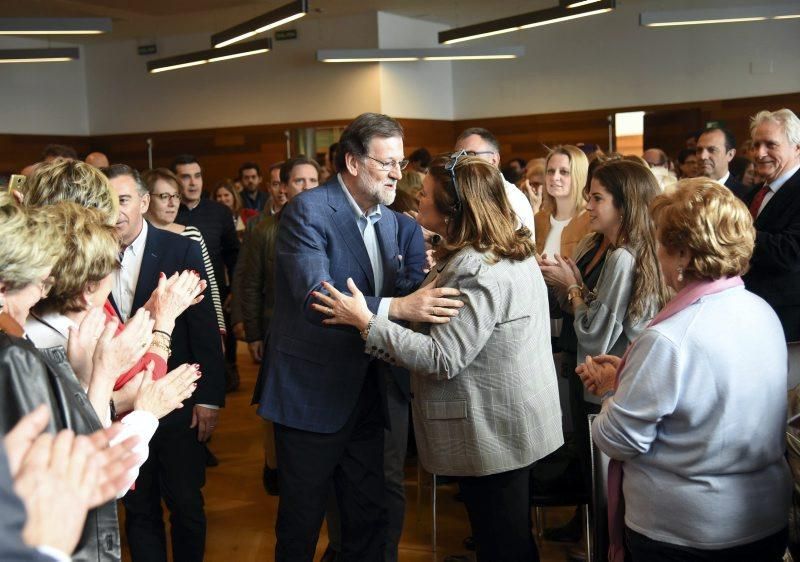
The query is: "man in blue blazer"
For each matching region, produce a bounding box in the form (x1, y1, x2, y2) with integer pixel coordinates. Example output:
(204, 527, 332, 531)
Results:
(105, 165, 225, 562)
(258, 113, 459, 561)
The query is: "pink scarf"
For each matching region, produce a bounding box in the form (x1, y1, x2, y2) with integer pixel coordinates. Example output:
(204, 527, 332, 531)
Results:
(606, 276, 744, 562)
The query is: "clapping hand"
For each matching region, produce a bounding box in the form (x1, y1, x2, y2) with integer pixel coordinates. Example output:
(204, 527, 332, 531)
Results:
(133, 362, 201, 419)
(576, 354, 621, 397)
(66, 307, 106, 388)
(92, 308, 154, 385)
(520, 179, 543, 214)
(143, 271, 206, 333)
(539, 253, 582, 291)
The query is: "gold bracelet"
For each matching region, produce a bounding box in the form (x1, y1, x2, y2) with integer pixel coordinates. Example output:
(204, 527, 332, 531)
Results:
(150, 333, 172, 357)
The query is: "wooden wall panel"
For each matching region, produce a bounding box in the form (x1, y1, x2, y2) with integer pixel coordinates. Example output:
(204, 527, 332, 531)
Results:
(2, 91, 796, 185)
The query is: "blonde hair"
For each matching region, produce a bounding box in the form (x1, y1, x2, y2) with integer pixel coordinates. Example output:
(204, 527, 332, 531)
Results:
(33, 203, 119, 314)
(650, 178, 755, 281)
(0, 193, 62, 292)
(23, 159, 119, 225)
(428, 155, 535, 263)
(542, 145, 588, 216)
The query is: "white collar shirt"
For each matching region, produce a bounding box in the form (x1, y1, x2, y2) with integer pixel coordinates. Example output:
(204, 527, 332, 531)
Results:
(112, 220, 148, 321)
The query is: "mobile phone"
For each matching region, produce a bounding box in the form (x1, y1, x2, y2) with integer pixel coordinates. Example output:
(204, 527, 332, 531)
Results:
(7, 174, 25, 192)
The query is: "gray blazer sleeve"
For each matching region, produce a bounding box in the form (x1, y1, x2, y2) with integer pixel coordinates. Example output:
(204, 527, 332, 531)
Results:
(365, 251, 499, 380)
(573, 247, 636, 357)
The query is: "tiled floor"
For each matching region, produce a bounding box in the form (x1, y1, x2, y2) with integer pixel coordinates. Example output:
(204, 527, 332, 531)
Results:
(122, 343, 577, 561)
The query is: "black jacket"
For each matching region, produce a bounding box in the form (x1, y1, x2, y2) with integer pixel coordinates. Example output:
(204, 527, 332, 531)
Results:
(0, 333, 121, 562)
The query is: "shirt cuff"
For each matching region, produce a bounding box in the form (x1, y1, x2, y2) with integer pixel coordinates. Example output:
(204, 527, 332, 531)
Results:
(377, 297, 392, 319)
(196, 404, 220, 410)
(37, 545, 71, 562)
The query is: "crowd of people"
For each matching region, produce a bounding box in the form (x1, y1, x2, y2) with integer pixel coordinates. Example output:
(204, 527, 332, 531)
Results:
(0, 106, 798, 562)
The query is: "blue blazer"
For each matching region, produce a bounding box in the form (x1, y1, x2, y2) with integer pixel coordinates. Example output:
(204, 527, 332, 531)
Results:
(120, 223, 226, 412)
(257, 180, 425, 433)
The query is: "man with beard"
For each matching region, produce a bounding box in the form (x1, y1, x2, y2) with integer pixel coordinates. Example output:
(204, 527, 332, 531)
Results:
(238, 162, 267, 212)
(259, 113, 462, 561)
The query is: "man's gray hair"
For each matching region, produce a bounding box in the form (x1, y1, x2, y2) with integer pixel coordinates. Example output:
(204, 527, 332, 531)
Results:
(750, 108, 800, 146)
(102, 163, 149, 196)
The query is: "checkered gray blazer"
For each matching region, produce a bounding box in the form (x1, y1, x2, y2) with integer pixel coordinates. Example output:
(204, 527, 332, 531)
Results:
(366, 247, 563, 476)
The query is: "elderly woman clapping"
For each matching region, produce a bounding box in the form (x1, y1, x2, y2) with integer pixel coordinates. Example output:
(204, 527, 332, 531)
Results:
(579, 178, 791, 561)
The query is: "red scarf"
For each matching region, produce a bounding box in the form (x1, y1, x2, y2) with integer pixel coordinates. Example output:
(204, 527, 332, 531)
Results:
(606, 276, 744, 562)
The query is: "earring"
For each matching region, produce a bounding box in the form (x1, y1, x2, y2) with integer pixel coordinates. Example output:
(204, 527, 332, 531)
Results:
(677, 267, 684, 283)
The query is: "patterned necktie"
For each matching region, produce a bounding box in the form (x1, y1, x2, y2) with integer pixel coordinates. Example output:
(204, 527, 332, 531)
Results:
(749, 184, 771, 219)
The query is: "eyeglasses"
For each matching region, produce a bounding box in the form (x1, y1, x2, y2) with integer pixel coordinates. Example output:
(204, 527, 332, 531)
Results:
(152, 193, 182, 202)
(445, 149, 466, 210)
(365, 155, 409, 172)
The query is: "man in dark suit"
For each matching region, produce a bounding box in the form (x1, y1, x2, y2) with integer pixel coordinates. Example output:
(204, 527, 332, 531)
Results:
(173, 155, 240, 393)
(743, 109, 800, 342)
(258, 113, 460, 561)
(696, 127, 754, 200)
(105, 165, 225, 562)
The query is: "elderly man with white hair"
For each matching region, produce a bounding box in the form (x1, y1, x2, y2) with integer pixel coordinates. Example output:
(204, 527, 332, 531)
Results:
(743, 107, 800, 341)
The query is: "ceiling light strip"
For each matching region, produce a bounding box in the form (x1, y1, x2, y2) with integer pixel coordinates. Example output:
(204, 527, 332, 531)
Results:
(317, 46, 524, 63)
(0, 17, 111, 35)
(439, 0, 615, 44)
(148, 38, 272, 74)
(0, 47, 79, 63)
(211, 0, 307, 48)
(640, 5, 800, 27)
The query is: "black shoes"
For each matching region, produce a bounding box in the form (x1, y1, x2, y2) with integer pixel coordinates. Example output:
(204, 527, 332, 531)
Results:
(262, 465, 279, 496)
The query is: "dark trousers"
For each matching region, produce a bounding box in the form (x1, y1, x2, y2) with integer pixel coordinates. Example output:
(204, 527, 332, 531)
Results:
(626, 527, 788, 562)
(123, 408, 207, 562)
(326, 372, 408, 562)
(274, 372, 387, 562)
(458, 464, 540, 562)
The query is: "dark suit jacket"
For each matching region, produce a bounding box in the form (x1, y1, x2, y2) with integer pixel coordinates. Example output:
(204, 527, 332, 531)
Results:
(127, 223, 226, 412)
(724, 173, 754, 202)
(743, 168, 800, 341)
(257, 180, 425, 433)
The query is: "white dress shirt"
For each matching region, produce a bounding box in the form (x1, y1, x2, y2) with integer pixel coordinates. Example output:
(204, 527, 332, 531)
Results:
(112, 221, 149, 321)
(502, 175, 535, 237)
(337, 174, 392, 318)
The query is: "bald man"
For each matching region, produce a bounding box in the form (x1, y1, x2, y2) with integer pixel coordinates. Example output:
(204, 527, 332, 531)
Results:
(85, 151, 110, 169)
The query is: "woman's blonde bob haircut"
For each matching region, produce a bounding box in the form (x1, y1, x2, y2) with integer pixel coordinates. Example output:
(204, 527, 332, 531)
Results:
(427, 155, 535, 263)
(33, 203, 120, 314)
(0, 193, 63, 292)
(541, 145, 589, 216)
(650, 177, 755, 281)
(23, 159, 119, 225)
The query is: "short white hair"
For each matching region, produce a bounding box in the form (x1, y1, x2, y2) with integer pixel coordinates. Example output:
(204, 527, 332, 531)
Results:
(750, 108, 800, 146)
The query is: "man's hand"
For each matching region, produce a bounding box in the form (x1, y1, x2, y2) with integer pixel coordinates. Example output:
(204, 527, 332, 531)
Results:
(232, 322, 246, 341)
(247, 341, 263, 363)
(191, 405, 219, 442)
(389, 284, 463, 324)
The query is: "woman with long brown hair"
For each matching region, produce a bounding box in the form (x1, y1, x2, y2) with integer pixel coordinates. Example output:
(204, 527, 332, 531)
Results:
(312, 152, 563, 562)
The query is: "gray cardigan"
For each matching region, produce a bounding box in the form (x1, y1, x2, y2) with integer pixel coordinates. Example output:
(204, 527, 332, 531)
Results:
(573, 246, 655, 403)
(366, 247, 563, 477)
(593, 286, 791, 549)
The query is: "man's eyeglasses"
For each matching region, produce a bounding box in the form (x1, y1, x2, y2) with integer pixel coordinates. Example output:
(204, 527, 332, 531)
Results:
(365, 155, 409, 172)
(152, 193, 182, 202)
(445, 149, 467, 210)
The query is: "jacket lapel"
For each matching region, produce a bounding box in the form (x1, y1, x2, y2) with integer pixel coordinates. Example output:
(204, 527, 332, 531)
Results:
(327, 182, 376, 292)
(131, 223, 162, 312)
(756, 169, 800, 228)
